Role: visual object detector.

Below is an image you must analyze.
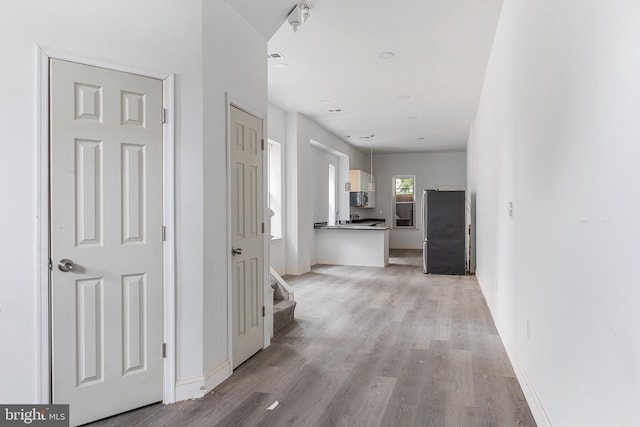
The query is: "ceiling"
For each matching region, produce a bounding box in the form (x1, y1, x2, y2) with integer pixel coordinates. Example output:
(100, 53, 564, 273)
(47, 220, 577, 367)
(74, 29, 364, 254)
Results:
(224, 0, 297, 40)
(264, 0, 504, 153)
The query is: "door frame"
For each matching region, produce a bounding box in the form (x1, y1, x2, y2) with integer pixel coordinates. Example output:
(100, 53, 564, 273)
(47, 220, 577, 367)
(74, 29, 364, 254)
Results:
(36, 46, 177, 404)
(225, 95, 270, 369)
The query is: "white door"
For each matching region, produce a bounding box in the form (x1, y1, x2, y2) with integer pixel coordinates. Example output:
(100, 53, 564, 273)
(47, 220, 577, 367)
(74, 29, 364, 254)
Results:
(230, 105, 264, 368)
(50, 59, 164, 426)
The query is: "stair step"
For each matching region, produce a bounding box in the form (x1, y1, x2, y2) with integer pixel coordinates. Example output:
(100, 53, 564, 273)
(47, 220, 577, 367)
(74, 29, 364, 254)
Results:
(273, 300, 296, 333)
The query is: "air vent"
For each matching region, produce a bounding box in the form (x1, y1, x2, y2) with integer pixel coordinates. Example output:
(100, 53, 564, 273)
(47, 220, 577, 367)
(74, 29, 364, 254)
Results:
(267, 52, 284, 59)
(327, 109, 343, 113)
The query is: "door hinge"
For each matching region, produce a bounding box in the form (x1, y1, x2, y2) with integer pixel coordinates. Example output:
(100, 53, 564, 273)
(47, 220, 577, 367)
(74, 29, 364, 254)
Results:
(261, 139, 264, 151)
(262, 306, 265, 317)
(161, 108, 167, 124)
(261, 222, 265, 234)
(162, 226, 166, 241)
(162, 343, 167, 358)
(48, 259, 52, 271)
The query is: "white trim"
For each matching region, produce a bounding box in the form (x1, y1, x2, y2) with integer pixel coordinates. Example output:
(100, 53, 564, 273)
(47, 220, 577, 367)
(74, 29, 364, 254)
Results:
(225, 95, 234, 369)
(36, 45, 51, 405)
(475, 270, 551, 427)
(37, 45, 170, 80)
(162, 73, 177, 404)
(36, 45, 176, 406)
(270, 267, 294, 301)
(392, 174, 417, 229)
(174, 360, 231, 402)
(261, 108, 271, 349)
(500, 335, 552, 427)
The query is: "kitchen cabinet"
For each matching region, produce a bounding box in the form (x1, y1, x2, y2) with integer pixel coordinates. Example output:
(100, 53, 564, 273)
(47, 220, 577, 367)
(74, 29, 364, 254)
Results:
(349, 170, 376, 208)
(349, 170, 375, 192)
(316, 226, 389, 267)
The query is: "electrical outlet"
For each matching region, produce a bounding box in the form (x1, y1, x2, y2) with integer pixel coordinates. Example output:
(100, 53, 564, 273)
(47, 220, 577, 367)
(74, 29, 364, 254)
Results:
(509, 202, 513, 217)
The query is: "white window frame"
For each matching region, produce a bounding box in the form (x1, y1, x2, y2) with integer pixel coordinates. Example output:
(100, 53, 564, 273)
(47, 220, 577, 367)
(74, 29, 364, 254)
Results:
(393, 174, 416, 229)
(268, 139, 283, 240)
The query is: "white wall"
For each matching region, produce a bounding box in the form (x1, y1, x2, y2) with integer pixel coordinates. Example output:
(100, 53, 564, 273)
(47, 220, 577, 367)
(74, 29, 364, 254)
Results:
(309, 146, 340, 264)
(268, 104, 286, 275)
(0, 0, 268, 404)
(285, 113, 367, 274)
(373, 152, 467, 249)
(469, 1, 640, 425)
(310, 147, 339, 224)
(202, 1, 268, 390)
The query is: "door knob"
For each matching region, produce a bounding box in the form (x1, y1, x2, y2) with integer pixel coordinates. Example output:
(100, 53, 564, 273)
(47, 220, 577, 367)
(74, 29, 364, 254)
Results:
(58, 258, 74, 272)
(231, 247, 243, 256)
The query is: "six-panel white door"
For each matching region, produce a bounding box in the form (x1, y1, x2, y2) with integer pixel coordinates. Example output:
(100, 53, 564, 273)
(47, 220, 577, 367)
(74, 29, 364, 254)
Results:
(230, 105, 264, 368)
(50, 59, 163, 426)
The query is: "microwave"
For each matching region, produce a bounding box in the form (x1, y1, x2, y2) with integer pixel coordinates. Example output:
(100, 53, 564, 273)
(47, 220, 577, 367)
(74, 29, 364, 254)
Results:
(350, 191, 369, 207)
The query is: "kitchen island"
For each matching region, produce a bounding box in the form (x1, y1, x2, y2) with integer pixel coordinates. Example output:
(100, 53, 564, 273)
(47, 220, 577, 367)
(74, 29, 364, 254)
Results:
(315, 223, 389, 267)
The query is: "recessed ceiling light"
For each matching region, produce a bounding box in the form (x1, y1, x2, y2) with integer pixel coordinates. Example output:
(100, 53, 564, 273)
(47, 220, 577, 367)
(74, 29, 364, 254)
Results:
(267, 52, 284, 59)
(399, 95, 411, 100)
(327, 109, 342, 113)
(273, 63, 288, 69)
(417, 137, 426, 140)
(408, 116, 418, 120)
(379, 52, 396, 59)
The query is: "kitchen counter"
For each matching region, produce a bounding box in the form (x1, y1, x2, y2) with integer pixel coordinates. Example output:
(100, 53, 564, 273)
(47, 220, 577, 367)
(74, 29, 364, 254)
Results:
(314, 219, 388, 230)
(316, 224, 389, 267)
(316, 224, 390, 230)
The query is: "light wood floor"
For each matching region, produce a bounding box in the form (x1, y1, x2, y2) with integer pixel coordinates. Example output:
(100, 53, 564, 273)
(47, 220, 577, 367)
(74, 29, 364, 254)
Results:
(89, 249, 536, 427)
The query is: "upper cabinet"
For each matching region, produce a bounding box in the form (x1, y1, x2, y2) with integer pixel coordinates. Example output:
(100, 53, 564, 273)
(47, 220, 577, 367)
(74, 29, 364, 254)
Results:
(349, 170, 376, 208)
(349, 170, 375, 192)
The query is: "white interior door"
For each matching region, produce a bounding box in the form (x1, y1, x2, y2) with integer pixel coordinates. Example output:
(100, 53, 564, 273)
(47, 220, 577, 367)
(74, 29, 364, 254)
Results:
(230, 105, 264, 369)
(50, 59, 163, 426)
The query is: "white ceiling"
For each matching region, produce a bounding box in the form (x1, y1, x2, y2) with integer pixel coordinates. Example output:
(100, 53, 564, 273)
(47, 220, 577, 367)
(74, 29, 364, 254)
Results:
(266, 0, 504, 153)
(225, 0, 298, 40)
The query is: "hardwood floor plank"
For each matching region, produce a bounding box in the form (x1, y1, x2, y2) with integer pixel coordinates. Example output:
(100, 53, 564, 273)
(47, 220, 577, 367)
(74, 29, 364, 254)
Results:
(380, 349, 428, 425)
(414, 339, 450, 425)
(88, 250, 536, 427)
(337, 376, 397, 427)
(209, 392, 271, 427)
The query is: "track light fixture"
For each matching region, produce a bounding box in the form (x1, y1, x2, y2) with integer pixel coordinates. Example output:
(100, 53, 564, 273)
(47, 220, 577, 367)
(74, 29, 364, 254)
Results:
(288, 2, 310, 33)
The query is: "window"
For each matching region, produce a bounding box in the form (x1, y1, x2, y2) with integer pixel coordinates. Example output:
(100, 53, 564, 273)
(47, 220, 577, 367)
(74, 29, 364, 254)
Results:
(328, 164, 336, 225)
(268, 140, 282, 239)
(393, 175, 415, 228)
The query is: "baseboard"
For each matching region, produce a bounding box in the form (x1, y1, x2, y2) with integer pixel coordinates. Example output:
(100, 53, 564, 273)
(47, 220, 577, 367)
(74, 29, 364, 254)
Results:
(287, 264, 310, 275)
(301, 265, 311, 274)
(475, 271, 551, 427)
(203, 360, 231, 395)
(499, 334, 552, 427)
(174, 359, 231, 402)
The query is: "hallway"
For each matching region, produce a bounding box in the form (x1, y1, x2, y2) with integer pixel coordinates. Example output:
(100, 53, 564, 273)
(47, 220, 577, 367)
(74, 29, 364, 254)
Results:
(90, 250, 535, 426)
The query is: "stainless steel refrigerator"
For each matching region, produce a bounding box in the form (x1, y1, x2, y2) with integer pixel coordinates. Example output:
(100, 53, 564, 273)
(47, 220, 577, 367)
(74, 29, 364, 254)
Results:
(421, 190, 466, 275)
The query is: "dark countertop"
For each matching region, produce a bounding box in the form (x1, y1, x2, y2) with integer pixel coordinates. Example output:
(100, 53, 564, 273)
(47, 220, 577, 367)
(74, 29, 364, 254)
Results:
(317, 225, 390, 230)
(314, 219, 389, 230)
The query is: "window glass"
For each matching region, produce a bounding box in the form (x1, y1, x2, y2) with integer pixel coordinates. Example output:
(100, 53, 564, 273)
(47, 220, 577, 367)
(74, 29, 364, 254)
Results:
(393, 175, 415, 228)
(268, 140, 282, 239)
